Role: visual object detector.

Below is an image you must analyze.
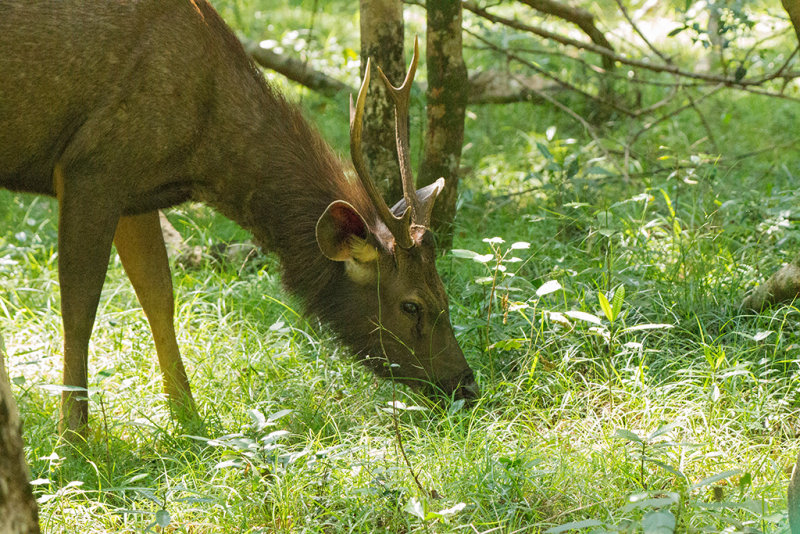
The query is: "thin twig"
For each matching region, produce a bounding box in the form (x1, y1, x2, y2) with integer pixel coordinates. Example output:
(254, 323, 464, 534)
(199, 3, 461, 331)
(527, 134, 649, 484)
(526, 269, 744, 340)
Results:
(508, 74, 626, 178)
(466, 30, 636, 117)
(390, 384, 428, 496)
(684, 88, 720, 155)
(627, 84, 725, 148)
(462, 1, 800, 87)
(612, 0, 670, 63)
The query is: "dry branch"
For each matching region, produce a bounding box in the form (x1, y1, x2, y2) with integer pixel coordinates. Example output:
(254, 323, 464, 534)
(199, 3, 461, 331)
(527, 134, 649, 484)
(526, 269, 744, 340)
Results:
(462, 1, 800, 89)
(467, 30, 635, 117)
(241, 36, 549, 105)
(240, 37, 355, 98)
(517, 0, 615, 70)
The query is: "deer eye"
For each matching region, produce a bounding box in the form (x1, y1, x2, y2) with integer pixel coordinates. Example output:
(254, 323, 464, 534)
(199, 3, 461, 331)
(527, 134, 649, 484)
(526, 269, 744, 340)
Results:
(402, 301, 421, 316)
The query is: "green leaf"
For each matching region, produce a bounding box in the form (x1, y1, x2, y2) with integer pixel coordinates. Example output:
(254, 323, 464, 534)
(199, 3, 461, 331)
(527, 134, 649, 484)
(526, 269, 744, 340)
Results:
(536, 280, 563, 297)
(623, 495, 679, 512)
(598, 291, 614, 323)
(647, 422, 677, 441)
(451, 249, 479, 260)
(645, 458, 685, 479)
(248, 409, 267, 430)
(536, 142, 554, 161)
(641, 510, 675, 534)
(268, 409, 292, 422)
(584, 166, 612, 176)
(490, 338, 525, 351)
(738, 472, 752, 492)
(564, 310, 602, 325)
(155, 510, 171, 528)
(753, 330, 773, 342)
(565, 156, 579, 179)
(436, 502, 466, 516)
(386, 401, 426, 412)
(611, 285, 625, 320)
(621, 323, 674, 333)
(660, 189, 676, 218)
(473, 254, 495, 264)
(614, 428, 643, 443)
(404, 497, 425, 520)
(545, 519, 604, 533)
(690, 469, 742, 490)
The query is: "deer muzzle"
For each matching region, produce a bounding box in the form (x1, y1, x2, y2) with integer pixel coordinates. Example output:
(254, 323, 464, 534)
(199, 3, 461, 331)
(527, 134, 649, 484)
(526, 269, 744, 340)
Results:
(444, 368, 480, 402)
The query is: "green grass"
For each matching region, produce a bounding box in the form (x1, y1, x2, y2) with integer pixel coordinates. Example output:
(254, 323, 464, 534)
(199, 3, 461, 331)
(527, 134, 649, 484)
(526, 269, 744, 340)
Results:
(4, 1, 800, 532)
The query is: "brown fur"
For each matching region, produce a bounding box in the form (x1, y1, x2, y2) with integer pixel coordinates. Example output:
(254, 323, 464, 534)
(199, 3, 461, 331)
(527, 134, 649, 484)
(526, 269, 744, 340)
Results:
(0, 0, 477, 434)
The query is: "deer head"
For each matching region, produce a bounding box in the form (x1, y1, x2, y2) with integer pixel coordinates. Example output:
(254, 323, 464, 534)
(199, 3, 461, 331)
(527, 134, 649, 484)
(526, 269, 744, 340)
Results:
(315, 38, 478, 401)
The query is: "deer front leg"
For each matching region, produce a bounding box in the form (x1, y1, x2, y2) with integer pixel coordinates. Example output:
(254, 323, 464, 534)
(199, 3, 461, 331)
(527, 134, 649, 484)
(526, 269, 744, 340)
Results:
(55, 166, 120, 440)
(114, 212, 199, 427)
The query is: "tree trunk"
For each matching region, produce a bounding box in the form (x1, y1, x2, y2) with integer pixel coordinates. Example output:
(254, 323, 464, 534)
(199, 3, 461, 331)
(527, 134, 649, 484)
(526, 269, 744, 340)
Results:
(359, 0, 405, 204)
(790, 450, 800, 534)
(418, 0, 468, 249)
(741, 0, 800, 311)
(783, 0, 800, 42)
(0, 335, 41, 534)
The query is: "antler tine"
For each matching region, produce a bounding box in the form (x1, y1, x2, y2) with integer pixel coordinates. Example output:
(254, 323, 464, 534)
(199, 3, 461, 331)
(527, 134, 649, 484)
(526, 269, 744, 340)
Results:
(350, 57, 413, 249)
(377, 36, 420, 226)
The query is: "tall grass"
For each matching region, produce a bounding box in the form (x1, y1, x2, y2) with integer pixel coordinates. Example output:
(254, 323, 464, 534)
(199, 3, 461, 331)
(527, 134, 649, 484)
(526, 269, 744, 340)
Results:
(2, 1, 800, 532)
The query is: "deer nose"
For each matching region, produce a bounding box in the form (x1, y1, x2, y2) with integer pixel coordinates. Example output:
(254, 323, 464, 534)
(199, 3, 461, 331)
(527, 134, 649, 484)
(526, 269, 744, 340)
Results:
(454, 371, 480, 402)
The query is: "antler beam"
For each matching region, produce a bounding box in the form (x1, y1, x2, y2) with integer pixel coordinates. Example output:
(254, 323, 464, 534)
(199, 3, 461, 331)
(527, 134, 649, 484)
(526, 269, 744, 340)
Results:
(377, 36, 422, 227)
(350, 57, 414, 248)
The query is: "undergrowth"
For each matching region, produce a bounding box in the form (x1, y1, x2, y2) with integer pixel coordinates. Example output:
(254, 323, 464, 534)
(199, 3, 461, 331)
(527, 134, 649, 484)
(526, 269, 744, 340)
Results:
(2, 0, 800, 532)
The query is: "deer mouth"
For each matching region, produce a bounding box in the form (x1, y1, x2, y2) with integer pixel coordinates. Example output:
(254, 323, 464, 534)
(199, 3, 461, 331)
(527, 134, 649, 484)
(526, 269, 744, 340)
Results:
(438, 369, 480, 403)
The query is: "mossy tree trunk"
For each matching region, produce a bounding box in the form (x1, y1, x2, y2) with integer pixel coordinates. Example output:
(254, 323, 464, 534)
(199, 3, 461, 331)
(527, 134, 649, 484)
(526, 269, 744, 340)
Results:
(418, 0, 468, 250)
(0, 335, 40, 534)
(359, 0, 405, 204)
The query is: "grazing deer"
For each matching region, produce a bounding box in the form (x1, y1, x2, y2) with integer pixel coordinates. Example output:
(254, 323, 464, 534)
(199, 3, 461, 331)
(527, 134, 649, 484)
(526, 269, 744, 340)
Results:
(0, 0, 478, 438)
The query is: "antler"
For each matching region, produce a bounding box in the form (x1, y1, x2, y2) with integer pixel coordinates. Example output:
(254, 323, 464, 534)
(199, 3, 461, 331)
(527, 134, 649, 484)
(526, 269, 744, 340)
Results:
(377, 36, 424, 227)
(350, 57, 414, 249)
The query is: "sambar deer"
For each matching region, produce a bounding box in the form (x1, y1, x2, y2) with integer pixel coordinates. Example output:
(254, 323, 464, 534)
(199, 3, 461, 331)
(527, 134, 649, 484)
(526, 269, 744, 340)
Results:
(0, 0, 478, 438)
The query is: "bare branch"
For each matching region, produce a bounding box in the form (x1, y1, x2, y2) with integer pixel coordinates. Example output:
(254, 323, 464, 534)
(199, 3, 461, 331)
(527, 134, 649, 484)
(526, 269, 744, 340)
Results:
(611, 0, 670, 63)
(685, 89, 720, 155)
(240, 37, 355, 98)
(462, 1, 800, 88)
(627, 84, 725, 149)
(242, 36, 549, 105)
(467, 30, 636, 117)
(467, 69, 560, 104)
(517, 0, 615, 70)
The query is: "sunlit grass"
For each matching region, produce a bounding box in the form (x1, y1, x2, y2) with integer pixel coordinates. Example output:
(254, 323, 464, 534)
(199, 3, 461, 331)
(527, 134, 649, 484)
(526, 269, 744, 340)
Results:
(3, 1, 800, 532)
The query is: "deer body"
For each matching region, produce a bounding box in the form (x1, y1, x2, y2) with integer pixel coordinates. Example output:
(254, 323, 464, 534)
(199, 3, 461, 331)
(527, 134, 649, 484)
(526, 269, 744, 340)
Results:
(0, 0, 477, 436)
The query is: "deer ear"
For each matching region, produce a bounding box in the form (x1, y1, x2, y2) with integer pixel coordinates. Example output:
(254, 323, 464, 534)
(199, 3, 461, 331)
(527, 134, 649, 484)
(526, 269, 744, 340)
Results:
(390, 177, 445, 224)
(316, 200, 377, 262)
